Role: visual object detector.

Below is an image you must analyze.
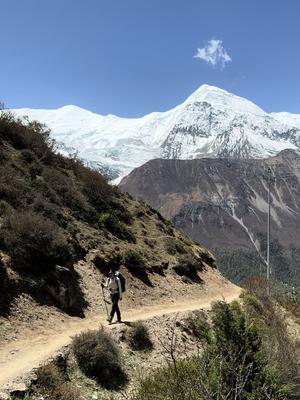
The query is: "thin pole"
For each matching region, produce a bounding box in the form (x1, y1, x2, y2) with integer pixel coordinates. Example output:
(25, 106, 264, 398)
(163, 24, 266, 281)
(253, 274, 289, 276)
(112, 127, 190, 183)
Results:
(267, 168, 271, 296)
(101, 285, 109, 318)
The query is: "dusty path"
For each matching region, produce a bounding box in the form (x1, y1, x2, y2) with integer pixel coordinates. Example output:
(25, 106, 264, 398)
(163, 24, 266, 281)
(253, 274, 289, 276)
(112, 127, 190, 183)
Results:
(0, 285, 241, 391)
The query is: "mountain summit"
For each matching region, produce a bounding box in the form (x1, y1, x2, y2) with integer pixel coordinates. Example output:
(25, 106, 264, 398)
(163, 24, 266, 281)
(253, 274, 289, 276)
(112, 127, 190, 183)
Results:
(10, 85, 300, 180)
(184, 85, 265, 116)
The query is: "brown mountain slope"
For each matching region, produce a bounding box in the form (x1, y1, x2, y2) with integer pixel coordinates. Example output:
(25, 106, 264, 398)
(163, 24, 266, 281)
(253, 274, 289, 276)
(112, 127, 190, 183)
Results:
(119, 150, 300, 285)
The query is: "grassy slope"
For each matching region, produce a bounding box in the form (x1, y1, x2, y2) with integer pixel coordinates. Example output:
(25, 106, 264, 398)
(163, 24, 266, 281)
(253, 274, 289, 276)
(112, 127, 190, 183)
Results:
(0, 111, 216, 320)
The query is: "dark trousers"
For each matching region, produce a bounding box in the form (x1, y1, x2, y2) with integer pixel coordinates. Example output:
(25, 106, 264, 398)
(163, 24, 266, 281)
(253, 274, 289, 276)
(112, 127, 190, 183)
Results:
(110, 292, 121, 321)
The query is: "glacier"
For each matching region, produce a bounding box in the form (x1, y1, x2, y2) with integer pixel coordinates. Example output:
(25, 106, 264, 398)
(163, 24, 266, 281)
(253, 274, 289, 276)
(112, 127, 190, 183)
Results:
(8, 85, 300, 181)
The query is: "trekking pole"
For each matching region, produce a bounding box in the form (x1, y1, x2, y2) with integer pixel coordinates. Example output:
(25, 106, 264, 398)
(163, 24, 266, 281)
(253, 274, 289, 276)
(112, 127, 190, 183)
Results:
(101, 285, 109, 319)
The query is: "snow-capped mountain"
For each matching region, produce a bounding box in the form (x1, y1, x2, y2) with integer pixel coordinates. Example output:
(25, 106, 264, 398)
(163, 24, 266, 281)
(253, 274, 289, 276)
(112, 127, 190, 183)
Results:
(9, 85, 300, 181)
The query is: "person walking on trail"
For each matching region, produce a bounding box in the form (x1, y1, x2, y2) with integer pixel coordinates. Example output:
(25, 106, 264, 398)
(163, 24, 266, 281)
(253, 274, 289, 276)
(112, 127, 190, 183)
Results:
(102, 270, 122, 324)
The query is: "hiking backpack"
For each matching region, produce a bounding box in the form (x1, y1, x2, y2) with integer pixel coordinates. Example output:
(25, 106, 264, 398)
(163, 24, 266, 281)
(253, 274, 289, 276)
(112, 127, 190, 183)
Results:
(117, 271, 126, 293)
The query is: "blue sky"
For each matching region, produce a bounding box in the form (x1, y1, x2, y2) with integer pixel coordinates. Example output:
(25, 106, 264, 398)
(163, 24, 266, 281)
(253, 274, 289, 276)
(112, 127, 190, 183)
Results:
(1, 0, 300, 116)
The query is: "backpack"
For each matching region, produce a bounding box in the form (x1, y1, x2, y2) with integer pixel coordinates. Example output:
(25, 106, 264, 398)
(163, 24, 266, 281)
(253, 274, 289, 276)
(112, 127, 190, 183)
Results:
(117, 271, 126, 293)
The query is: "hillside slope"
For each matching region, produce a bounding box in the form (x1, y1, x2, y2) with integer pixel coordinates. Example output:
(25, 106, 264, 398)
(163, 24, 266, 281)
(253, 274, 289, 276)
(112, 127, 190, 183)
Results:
(0, 111, 241, 391)
(0, 111, 240, 342)
(9, 85, 300, 181)
(120, 150, 300, 285)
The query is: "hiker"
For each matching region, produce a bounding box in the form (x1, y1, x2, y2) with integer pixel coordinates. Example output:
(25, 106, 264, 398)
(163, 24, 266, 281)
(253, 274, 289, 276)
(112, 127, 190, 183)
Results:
(101, 270, 122, 324)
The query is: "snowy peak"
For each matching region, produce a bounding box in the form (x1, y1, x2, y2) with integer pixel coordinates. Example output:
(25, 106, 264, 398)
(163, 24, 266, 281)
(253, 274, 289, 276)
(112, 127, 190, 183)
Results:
(184, 85, 265, 116)
(8, 85, 300, 181)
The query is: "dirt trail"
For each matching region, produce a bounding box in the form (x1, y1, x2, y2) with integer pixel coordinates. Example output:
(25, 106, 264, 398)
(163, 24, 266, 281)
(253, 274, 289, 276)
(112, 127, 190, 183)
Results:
(0, 285, 241, 391)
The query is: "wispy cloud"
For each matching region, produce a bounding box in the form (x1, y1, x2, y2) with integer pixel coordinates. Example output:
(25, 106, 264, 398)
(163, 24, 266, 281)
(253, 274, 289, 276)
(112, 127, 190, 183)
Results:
(194, 39, 232, 69)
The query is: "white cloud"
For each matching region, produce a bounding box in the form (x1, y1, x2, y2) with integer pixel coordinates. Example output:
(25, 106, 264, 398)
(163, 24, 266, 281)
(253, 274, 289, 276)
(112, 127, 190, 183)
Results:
(194, 39, 232, 69)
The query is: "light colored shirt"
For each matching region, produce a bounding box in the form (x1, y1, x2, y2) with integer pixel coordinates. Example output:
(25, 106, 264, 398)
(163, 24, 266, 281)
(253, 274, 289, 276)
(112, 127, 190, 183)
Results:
(105, 275, 122, 299)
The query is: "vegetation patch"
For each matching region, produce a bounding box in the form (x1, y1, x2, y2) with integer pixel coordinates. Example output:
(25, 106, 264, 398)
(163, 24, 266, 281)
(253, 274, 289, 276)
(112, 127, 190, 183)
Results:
(183, 310, 210, 343)
(173, 254, 203, 282)
(99, 212, 136, 242)
(34, 362, 81, 400)
(0, 210, 73, 274)
(127, 321, 153, 351)
(123, 249, 146, 276)
(242, 279, 300, 392)
(72, 327, 127, 389)
(164, 237, 187, 255)
(132, 300, 295, 400)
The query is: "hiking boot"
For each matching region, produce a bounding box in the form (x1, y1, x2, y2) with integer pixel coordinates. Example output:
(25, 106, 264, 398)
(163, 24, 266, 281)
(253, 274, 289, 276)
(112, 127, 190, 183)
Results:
(107, 317, 112, 324)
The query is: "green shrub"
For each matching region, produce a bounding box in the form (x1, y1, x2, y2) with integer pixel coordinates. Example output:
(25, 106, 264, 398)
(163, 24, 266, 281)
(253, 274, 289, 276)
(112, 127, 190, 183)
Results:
(35, 363, 82, 400)
(0, 165, 30, 208)
(173, 254, 202, 281)
(72, 328, 127, 389)
(115, 223, 135, 242)
(36, 363, 63, 389)
(242, 288, 300, 391)
(111, 201, 133, 224)
(123, 249, 146, 275)
(42, 167, 89, 213)
(128, 321, 153, 351)
(79, 166, 114, 212)
(133, 358, 199, 400)
(0, 112, 54, 160)
(164, 237, 187, 255)
(99, 212, 136, 242)
(133, 301, 293, 400)
(1, 210, 73, 273)
(183, 310, 210, 343)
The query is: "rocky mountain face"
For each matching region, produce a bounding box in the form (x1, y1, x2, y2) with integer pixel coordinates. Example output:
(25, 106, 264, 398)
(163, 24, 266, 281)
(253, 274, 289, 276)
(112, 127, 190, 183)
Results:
(120, 150, 300, 285)
(9, 85, 300, 181)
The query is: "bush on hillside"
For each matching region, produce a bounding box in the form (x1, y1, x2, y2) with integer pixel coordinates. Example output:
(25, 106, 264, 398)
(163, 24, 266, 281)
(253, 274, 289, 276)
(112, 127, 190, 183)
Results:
(183, 310, 210, 343)
(164, 237, 187, 255)
(36, 363, 64, 389)
(31, 195, 66, 225)
(99, 212, 136, 242)
(111, 200, 133, 224)
(42, 167, 90, 213)
(0, 210, 73, 273)
(79, 167, 114, 213)
(0, 164, 31, 208)
(72, 328, 127, 389)
(128, 321, 153, 351)
(173, 254, 202, 281)
(242, 284, 300, 392)
(123, 249, 146, 275)
(35, 363, 82, 400)
(0, 112, 55, 161)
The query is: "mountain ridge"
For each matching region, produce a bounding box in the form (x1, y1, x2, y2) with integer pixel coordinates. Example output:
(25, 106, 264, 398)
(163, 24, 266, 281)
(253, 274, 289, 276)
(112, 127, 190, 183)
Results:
(8, 85, 300, 181)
